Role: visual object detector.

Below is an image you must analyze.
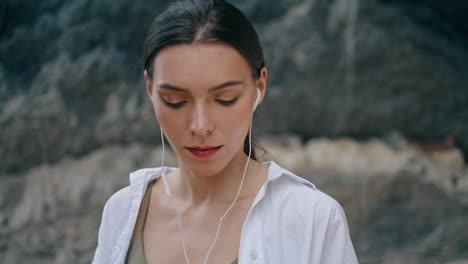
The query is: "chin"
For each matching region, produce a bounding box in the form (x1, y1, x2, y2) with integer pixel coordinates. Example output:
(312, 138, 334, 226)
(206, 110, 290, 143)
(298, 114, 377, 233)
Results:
(180, 155, 231, 177)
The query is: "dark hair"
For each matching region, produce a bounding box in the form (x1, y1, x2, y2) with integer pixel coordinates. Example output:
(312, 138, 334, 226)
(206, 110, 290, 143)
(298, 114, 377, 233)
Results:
(142, 0, 266, 160)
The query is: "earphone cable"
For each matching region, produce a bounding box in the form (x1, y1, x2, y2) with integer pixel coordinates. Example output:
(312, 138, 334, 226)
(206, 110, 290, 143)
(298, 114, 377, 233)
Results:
(202, 110, 253, 264)
(160, 127, 191, 263)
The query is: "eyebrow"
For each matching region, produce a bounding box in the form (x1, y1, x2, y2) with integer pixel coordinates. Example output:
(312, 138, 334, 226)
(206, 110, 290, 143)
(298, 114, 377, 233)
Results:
(158, 80, 244, 92)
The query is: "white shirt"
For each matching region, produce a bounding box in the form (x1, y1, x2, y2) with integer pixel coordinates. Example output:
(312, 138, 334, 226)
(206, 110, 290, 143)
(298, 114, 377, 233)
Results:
(92, 161, 358, 264)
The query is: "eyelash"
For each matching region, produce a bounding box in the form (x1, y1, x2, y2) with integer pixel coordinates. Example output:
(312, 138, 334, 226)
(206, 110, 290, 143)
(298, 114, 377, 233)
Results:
(216, 97, 238, 106)
(162, 97, 238, 109)
(163, 101, 187, 109)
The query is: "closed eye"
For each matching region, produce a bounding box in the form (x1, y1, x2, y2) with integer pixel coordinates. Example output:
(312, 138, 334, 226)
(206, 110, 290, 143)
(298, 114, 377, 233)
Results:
(162, 99, 187, 109)
(216, 97, 238, 106)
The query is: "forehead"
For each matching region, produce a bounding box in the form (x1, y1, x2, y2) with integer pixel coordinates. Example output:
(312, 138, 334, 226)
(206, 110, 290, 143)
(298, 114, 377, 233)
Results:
(152, 43, 252, 90)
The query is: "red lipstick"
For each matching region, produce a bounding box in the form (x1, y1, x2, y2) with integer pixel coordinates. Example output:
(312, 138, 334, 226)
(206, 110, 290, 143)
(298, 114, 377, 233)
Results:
(186, 145, 223, 159)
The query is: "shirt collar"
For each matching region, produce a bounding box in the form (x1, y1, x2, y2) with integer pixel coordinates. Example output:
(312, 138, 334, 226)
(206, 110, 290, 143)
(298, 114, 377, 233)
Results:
(262, 160, 316, 189)
(128, 160, 316, 194)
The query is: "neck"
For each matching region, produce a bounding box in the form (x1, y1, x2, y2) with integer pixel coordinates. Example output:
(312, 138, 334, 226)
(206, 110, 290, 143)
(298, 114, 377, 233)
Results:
(171, 150, 260, 206)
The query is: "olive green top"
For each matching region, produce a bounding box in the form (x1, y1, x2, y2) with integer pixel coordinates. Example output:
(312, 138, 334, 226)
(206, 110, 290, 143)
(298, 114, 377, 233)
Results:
(125, 180, 238, 264)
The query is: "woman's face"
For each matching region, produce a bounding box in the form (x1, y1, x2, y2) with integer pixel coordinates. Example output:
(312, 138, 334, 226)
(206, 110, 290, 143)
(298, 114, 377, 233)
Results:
(145, 43, 267, 176)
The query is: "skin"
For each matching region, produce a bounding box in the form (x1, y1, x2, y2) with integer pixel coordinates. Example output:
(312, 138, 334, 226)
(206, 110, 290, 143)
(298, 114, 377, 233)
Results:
(140, 43, 269, 263)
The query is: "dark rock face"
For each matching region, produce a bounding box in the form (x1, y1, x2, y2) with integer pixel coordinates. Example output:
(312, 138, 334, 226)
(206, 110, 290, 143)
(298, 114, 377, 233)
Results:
(1, 0, 170, 173)
(253, 0, 468, 146)
(1, 0, 467, 174)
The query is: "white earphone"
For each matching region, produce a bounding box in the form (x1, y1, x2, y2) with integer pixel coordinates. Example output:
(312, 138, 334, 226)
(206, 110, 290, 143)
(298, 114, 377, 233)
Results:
(253, 88, 261, 111)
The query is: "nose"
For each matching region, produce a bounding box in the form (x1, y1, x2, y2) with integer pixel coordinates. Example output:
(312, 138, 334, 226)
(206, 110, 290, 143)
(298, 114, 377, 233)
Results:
(189, 104, 214, 136)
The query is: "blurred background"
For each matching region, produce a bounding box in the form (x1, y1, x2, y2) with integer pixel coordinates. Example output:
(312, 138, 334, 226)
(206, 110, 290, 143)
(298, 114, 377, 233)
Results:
(1, 0, 468, 263)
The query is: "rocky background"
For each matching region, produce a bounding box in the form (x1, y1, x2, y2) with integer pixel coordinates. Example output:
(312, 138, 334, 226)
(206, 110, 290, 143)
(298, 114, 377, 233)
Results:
(1, 0, 467, 263)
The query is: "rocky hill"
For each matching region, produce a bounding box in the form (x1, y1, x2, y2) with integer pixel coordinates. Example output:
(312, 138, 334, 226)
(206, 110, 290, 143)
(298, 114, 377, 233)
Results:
(1, 0, 467, 174)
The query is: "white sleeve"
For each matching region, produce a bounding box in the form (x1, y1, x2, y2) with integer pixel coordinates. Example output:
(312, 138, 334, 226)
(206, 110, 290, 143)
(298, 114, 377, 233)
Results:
(92, 198, 111, 264)
(319, 200, 358, 263)
(298, 191, 359, 264)
(92, 186, 132, 264)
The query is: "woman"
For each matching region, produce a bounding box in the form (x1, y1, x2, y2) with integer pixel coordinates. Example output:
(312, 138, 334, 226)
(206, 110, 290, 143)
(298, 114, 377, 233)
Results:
(93, 0, 358, 263)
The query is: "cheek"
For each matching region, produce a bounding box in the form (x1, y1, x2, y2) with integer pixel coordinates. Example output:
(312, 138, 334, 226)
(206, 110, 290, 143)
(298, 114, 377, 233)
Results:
(216, 105, 252, 144)
(154, 104, 185, 142)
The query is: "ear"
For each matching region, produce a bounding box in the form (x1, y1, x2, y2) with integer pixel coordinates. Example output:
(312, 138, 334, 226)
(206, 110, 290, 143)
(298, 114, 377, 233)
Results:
(255, 67, 268, 106)
(144, 70, 154, 101)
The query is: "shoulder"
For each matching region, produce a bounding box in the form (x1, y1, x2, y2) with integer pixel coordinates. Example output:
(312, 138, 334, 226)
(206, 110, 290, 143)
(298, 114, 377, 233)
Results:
(263, 161, 343, 219)
(258, 162, 357, 263)
(103, 185, 133, 219)
(266, 173, 345, 225)
(93, 168, 156, 263)
(98, 185, 134, 247)
(261, 161, 351, 240)
(293, 182, 344, 221)
(93, 185, 133, 263)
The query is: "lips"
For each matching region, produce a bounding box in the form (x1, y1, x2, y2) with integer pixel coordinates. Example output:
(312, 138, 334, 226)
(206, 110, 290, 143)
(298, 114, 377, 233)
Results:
(186, 145, 223, 159)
